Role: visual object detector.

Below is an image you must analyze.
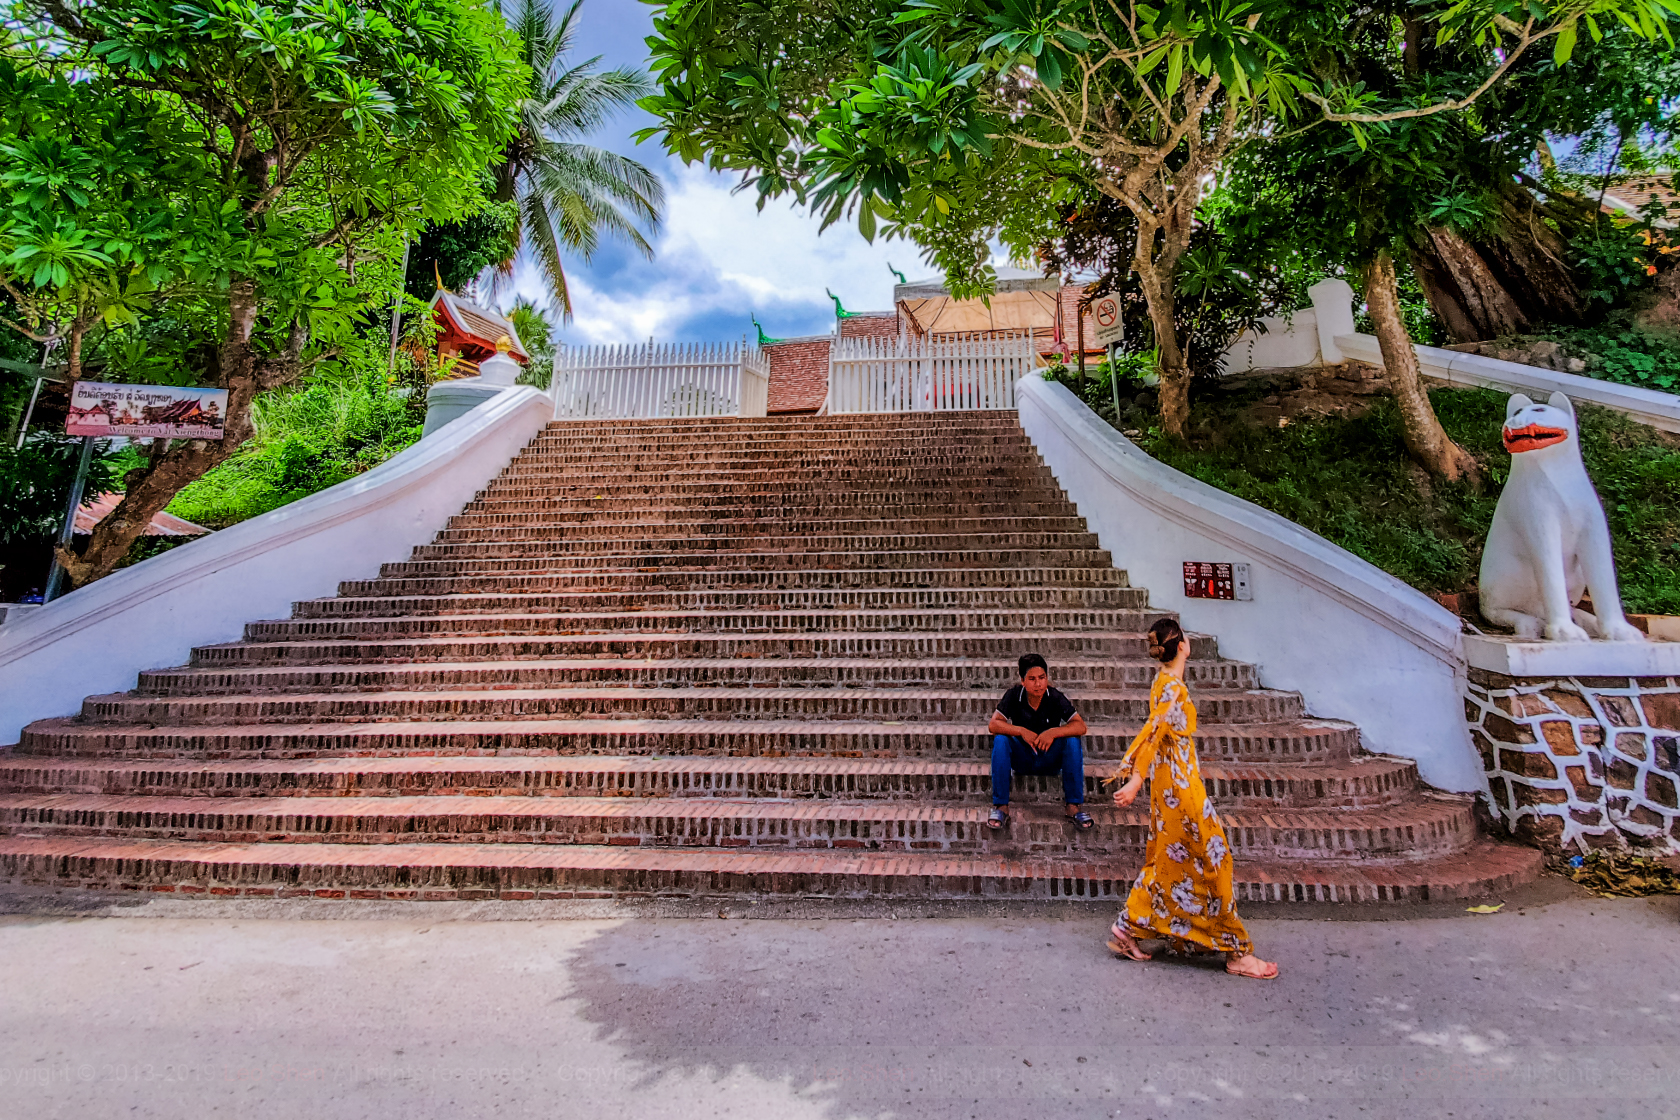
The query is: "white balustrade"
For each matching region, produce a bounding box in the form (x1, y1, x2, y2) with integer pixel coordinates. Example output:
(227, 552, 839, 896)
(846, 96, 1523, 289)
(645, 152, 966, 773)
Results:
(739, 344, 770, 418)
(828, 333, 1038, 413)
(551, 342, 767, 420)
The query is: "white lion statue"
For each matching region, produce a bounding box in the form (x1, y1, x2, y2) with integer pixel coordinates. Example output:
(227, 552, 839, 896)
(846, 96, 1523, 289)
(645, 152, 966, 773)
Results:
(1479, 391, 1644, 643)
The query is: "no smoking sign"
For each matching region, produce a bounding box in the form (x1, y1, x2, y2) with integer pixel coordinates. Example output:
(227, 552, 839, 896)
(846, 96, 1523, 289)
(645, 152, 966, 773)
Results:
(1091, 295, 1124, 345)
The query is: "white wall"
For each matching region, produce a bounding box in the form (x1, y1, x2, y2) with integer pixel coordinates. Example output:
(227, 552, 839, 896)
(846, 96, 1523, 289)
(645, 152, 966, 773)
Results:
(0, 386, 554, 745)
(1218, 279, 1358, 374)
(1218, 309, 1321, 373)
(1016, 376, 1484, 792)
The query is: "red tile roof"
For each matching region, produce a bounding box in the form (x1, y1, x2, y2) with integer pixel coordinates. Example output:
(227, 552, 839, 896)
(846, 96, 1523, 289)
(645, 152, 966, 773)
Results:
(75, 492, 209, 537)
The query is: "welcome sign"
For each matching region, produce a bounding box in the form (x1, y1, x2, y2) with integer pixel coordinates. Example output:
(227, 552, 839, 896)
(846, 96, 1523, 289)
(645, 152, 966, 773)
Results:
(66, 382, 228, 439)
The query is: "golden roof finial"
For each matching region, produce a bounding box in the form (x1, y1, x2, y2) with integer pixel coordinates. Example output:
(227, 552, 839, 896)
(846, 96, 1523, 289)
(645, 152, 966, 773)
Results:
(434, 261, 445, 292)
(494, 335, 513, 353)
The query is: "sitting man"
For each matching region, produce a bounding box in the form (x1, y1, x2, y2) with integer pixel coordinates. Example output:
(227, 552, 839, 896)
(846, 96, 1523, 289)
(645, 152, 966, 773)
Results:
(986, 653, 1093, 831)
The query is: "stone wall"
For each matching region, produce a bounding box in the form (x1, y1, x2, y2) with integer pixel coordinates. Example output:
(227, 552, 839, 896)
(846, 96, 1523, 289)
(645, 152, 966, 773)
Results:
(1468, 668, 1680, 854)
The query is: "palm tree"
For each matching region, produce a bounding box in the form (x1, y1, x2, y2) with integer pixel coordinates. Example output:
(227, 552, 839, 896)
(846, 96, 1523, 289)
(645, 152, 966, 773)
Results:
(493, 0, 664, 317)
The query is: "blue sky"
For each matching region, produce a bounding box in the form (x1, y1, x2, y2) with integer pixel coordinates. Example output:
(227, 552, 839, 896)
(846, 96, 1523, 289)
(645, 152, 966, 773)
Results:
(498, 0, 915, 345)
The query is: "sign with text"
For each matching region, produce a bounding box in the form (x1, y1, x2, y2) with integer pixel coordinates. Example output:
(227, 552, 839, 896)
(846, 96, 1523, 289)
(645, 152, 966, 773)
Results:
(1183, 561, 1253, 601)
(66, 382, 227, 439)
(1091, 295, 1124, 346)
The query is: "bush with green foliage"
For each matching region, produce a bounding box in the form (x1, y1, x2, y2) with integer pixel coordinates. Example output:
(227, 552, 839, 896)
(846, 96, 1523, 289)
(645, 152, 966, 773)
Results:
(1093, 384, 1680, 614)
(1533, 313, 1680, 394)
(167, 368, 425, 530)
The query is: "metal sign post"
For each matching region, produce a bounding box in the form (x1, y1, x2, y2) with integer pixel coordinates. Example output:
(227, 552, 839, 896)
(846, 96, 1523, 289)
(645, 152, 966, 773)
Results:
(1090, 295, 1125, 420)
(42, 436, 95, 603)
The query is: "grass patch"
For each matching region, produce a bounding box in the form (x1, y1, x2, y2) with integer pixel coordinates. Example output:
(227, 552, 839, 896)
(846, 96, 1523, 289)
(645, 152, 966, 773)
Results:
(1098, 383, 1680, 614)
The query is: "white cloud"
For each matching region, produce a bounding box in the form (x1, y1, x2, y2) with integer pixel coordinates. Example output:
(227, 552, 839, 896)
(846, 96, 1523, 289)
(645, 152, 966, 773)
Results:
(497, 164, 916, 346)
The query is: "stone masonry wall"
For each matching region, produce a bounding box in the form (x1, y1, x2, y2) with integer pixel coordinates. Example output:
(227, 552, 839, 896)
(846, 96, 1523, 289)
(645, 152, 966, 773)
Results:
(766, 337, 833, 414)
(1467, 669, 1680, 854)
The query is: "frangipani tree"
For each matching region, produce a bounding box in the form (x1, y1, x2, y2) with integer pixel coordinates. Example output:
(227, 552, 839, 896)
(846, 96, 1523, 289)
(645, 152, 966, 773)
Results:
(0, 0, 524, 588)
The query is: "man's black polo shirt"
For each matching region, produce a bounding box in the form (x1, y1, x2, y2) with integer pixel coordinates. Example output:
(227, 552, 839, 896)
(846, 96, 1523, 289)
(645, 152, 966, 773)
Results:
(994, 685, 1078, 736)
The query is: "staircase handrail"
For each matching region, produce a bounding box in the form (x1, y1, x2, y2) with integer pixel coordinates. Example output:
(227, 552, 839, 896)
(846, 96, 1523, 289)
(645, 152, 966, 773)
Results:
(0, 386, 554, 745)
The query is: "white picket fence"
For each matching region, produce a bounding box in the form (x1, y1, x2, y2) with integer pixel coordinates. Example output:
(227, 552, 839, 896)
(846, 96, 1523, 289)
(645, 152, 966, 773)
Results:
(827, 333, 1038, 413)
(551, 342, 769, 419)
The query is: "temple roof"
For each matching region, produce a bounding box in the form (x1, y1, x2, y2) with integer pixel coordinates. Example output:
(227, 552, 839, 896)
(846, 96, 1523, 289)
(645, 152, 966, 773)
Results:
(429, 290, 530, 360)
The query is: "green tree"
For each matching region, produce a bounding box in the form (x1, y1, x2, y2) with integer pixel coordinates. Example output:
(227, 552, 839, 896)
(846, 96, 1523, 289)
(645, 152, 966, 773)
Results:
(491, 0, 664, 315)
(637, 0, 1678, 443)
(0, 0, 524, 588)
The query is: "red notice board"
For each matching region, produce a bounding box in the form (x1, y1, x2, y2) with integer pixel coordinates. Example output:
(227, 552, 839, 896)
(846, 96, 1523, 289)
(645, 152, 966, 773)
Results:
(1182, 561, 1252, 601)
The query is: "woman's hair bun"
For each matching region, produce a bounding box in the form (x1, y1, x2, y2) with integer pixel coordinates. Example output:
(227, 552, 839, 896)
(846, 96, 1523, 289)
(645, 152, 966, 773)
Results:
(1146, 618, 1185, 664)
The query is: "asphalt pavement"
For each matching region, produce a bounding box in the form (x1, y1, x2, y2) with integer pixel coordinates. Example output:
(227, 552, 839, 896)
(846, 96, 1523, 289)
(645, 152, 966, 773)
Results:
(0, 879, 1673, 1120)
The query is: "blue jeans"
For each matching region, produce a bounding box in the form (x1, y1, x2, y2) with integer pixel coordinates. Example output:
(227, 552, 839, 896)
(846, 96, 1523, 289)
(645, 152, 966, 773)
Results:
(991, 734, 1084, 806)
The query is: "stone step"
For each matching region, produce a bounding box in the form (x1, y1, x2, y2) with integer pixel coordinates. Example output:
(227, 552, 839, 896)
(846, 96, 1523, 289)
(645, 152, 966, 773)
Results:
(378, 548, 1118, 579)
(12, 717, 1361, 764)
(339, 567, 1128, 598)
(193, 630, 1217, 667)
(0, 834, 1545, 903)
(410, 531, 1106, 560)
(247, 608, 1171, 642)
(432, 515, 1091, 540)
(74, 686, 1307, 727)
(135, 655, 1262, 698)
(475, 464, 1058, 495)
(459, 480, 1065, 500)
(0, 789, 1479, 860)
(0, 753, 1422, 809)
(495, 453, 1046, 476)
(445, 498, 1079, 524)
(294, 587, 1152, 619)
(5, 410, 1541, 907)
(533, 416, 1025, 438)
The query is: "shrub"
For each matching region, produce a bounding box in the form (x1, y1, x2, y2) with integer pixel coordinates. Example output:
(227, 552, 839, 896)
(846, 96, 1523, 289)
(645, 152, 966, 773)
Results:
(168, 369, 424, 529)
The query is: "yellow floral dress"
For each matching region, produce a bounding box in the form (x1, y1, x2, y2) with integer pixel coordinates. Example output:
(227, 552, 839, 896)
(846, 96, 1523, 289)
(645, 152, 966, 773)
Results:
(1114, 669, 1252, 956)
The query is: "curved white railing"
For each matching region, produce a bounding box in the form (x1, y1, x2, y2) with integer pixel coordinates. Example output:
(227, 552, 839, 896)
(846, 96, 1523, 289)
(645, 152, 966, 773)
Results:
(1333, 333, 1680, 434)
(0, 385, 554, 745)
(1016, 376, 1484, 792)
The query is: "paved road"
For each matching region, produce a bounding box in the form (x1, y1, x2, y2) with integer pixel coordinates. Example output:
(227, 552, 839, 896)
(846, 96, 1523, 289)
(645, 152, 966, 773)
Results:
(0, 886, 1674, 1120)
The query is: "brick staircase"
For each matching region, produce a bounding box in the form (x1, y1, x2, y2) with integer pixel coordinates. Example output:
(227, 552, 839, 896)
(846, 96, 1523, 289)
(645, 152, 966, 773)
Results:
(0, 413, 1542, 903)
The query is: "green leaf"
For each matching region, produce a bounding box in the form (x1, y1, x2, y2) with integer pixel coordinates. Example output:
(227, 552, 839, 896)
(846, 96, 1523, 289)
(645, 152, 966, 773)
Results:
(1037, 46, 1064, 90)
(1553, 20, 1578, 66)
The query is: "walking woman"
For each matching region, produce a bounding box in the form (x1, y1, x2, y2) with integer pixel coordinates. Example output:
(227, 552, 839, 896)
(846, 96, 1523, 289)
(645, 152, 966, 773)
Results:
(1106, 618, 1278, 980)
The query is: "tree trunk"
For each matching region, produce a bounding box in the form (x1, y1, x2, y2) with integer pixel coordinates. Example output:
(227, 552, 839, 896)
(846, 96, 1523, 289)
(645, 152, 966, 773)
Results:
(1139, 267, 1191, 438)
(56, 281, 275, 589)
(1407, 179, 1589, 342)
(1364, 250, 1480, 482)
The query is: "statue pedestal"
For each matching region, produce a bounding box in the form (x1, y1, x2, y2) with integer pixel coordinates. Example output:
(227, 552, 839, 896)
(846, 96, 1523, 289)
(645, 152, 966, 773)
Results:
(1464, 635, 1680, 855)
(1465, 634, 1680, 677)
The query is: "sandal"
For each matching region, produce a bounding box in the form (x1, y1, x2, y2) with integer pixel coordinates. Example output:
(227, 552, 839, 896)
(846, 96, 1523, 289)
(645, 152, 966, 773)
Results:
(1107, 926, 1152, 961)
(1068, 810, 1094, 830)
(987, 807, 1009, 830)
(1225, 956, 1279, 980)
